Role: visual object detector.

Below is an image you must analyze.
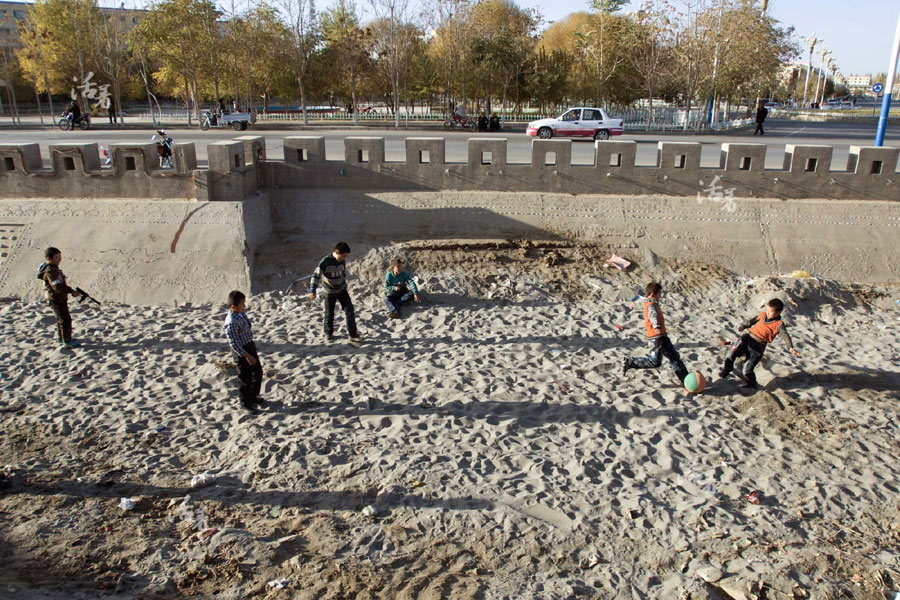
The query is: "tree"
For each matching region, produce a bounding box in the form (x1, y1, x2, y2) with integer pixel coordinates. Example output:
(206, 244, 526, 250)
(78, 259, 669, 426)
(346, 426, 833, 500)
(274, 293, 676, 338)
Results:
(322, 0, 370, 125)
(281, 0, 320, 125)
(670, 0, 715, 129)
(468, 0, 536, 118)
(426, 0, 474, 111)
(626, 0, 675, 129)
(575, 0, 628, 106)
(18, 0, 100, 109)
(368, 0, 415, 127)
(130, 0, 221, 124)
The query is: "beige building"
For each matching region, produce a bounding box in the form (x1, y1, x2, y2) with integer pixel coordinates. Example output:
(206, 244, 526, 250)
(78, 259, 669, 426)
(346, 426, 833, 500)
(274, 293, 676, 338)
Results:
(1, 0, 143, 52)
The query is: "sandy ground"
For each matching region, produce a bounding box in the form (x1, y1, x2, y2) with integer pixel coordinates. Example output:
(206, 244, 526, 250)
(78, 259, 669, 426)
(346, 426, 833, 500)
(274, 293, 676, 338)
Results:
(1, 240, 900, 600)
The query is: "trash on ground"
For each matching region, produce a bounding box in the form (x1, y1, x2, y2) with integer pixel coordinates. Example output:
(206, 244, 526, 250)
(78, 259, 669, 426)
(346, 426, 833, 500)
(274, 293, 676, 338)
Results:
(195, 528, 218, 541)
(409, 479, 424, 488)
(362, 505, 378, 517)
(745, 491, 761, 505)
(267, 578, 290, 589)
(190, 473, 215, 488)
(697, 566, 723, 584)
(791, 270, 812, 278)
(142, 425, 166, 440)
(605, 254, 632, 271)
(118, 498, 137, 511)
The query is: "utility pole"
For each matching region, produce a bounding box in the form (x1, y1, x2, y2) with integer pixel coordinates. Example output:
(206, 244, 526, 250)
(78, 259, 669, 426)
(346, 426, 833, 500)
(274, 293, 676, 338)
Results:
(812, 48, 830, 107)
(875, 8, 900, 146)
(802, 35, 818, 108)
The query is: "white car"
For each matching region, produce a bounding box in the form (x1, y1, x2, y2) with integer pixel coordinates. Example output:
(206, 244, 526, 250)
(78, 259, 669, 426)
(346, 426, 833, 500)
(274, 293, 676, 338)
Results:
(526, 107, 625, 141)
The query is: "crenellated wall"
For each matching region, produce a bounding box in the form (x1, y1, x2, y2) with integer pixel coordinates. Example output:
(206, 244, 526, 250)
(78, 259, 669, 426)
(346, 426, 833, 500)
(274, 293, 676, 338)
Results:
(1, 135, 899, 304)
(268, 137, 900, 202)
(2, 136, 898, 201)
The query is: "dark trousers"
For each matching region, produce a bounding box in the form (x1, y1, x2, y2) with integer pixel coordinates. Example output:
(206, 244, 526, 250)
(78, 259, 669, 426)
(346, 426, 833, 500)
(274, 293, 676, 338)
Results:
(233, 341, 263, 404)
(385, 289, 414, 313)
(49, 297, 72, 343)
(722, 334, 765, 386)
(626, 335, 688, 381)
(754, 122, 764, 135)
(324, 290, 358, 337)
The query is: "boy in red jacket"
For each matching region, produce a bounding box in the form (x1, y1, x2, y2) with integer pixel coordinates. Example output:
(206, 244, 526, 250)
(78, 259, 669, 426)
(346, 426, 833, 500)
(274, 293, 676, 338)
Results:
(720, 298, 800, 389)
(622, 282, 689, 384)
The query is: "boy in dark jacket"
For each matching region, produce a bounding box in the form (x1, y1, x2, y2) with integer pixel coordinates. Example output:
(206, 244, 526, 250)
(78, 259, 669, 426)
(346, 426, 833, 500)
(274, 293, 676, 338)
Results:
(37, 247, 80, 348)
(307, 242, 360, 342)
(622, 282, 689, 383)
(719, 298, 800, 389)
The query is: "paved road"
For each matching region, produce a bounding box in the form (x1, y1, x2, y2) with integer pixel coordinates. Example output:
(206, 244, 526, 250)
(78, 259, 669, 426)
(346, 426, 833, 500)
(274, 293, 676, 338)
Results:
(0, 119, 895, 170)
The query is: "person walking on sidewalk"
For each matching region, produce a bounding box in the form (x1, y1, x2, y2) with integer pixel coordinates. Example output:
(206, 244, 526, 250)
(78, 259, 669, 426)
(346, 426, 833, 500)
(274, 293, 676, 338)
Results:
(754, 102, 768, 136)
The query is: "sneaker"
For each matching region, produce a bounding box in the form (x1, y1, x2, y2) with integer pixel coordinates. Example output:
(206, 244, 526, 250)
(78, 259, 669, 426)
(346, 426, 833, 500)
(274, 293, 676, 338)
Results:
(348, 335, 364, 345)
(322, 333, 333, 342)
(621, 358, 631, 376)
(740, 381, 758, 390)
(252, 397, 267, 407)
(388, 311, 400, 319)
(718, 368, 728, 379)
(61, 341, 80, 349)
(240, 400, 259, 414)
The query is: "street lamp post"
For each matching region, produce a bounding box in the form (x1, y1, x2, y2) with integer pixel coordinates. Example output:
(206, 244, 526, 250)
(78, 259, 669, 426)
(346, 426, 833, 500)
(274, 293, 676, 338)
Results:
(875, 8, 900, 146)
(802, 35, 818, 108)
(812, 48, 830, 108)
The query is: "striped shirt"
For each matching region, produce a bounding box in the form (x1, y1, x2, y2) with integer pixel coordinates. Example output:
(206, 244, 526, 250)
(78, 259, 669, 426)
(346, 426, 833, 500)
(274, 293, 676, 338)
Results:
(224, 311, 254, 356)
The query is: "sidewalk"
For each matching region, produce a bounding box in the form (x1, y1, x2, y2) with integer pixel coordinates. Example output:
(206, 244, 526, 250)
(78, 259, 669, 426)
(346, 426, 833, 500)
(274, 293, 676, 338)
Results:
(0, 114, 755, 135)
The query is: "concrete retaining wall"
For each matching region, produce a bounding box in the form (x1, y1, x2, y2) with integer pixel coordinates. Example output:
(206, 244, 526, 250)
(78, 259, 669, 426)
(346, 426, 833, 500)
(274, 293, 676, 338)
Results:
(0, 198, 273, 305)
(268, 189, 900, 283)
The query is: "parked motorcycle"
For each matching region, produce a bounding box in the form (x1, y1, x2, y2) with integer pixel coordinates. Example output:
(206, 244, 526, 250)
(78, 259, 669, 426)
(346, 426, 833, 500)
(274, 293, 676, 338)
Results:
(57, 111, 91, 131)
(443, 112, 477, 131)
(152, 130, 174, 168)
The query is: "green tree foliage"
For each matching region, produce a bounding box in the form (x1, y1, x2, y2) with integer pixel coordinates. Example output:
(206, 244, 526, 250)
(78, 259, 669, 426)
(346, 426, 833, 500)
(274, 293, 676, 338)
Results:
(130, 0, 221, 123)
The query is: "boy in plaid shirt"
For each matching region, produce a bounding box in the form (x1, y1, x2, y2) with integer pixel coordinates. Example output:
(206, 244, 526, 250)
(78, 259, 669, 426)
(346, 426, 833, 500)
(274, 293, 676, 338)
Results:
(224, 290, 264, 414)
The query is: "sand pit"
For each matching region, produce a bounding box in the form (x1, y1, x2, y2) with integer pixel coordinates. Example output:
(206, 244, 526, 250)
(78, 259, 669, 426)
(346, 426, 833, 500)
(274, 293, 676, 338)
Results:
(1, 241, 899, 599)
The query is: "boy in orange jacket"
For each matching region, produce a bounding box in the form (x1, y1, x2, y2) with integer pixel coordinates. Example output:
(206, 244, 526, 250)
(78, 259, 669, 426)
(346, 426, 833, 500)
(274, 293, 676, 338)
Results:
(622, 282, 689, 383)
(719, 298, 800, 389)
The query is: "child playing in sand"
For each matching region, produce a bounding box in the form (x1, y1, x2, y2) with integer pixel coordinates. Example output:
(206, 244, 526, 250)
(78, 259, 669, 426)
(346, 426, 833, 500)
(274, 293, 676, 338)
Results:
(719, 298, 800, 389)
(37, 247, 80, 348)
(384, 257, 421, 319)
(307, 242, 361, 342)
(622, 282, 689, 384)
(224, 290, 264, 414)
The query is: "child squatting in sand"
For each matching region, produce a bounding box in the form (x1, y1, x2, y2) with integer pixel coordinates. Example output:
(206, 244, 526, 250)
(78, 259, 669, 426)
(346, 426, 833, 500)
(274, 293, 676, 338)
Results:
(622, 281, 690, 384)
(719, 297, 800, 389)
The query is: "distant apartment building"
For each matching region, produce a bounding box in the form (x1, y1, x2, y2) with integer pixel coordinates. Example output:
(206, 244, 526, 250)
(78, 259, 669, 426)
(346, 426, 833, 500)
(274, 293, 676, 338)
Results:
(845, 74, 872, 94)
(0, 0, 143, 52)
(0, 1, 28, 52)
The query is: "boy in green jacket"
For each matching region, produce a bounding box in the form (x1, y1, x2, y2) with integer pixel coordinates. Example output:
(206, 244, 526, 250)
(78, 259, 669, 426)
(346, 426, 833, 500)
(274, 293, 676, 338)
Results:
(384, 257, 421, 319)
